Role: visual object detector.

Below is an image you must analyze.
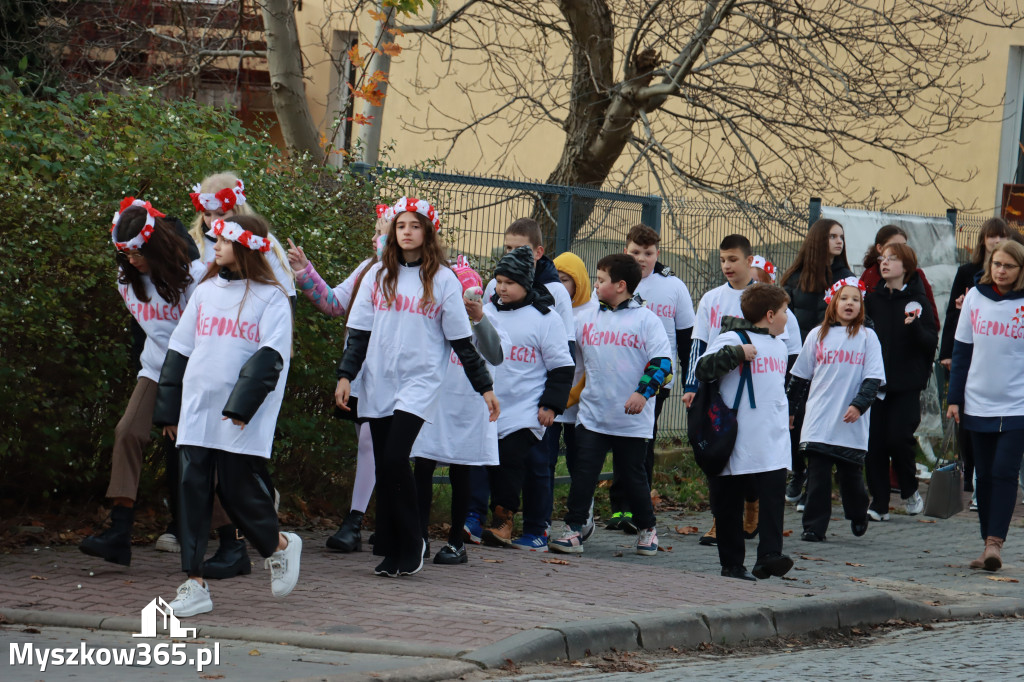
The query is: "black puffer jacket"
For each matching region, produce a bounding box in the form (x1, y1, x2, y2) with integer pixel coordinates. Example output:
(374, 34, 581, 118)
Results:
(864, 272, 938, 393)
(783, 261, 855, 341)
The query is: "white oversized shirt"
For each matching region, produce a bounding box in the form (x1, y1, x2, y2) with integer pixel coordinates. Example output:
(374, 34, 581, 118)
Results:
(954, 288, 1024, 418)
(556, 298, 599, 424)
(168, 276, 292, 458)
(410, 311, 510, 465)
(484, 277, 575, 344)
(486, 302, 574, 440)
(119, 260, 207, 383)
(636, 271, 696, 389)
(575, 300, 672, 438)
(346, 262, 474, 422)
(791, 325, 886, 450)
(702, 329, 790, 475)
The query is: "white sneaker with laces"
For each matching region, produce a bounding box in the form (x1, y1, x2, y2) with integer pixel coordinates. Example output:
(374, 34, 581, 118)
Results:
(867, 509, 890, 522)
(266, 532, 302, 597)
(636, 527, 658, 556)
(549, 525, 584, 554)
(155, 533, 180, 553)
(168, 579, 212, 617)
(905, 491, 924, 515)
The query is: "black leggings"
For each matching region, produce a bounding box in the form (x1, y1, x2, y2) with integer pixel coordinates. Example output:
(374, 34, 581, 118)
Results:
(414, 458, 470, 548)
(178, 446, 280, 577)
(368, 411, 425, 563)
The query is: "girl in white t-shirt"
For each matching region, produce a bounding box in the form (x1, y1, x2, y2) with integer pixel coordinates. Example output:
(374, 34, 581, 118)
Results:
(285, 207, 388, 554)
(788, 279, 885, 542)
(80, 199, 207, 568)
(335, 198, 500, 577)
(188, 171, 295, 296)
(153, 214, 301, 618)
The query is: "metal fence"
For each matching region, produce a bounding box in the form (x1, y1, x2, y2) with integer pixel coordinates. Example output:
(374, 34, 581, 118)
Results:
(351, 163, 988, 445)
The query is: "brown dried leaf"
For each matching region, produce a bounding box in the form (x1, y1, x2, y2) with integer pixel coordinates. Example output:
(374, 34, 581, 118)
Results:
(850, 577, 867, 583)
(846, 562, 865, 567)
(917, 519, 937, 524)
(782, 529, 793, 537)
(675, 526, 700, 535)
(798, 555, 826, 562)
(248, 649, 261, 656)
(482, 558, 504, 563)
(987, 576, 1019, 583)
(29, 575, 47, 580)
(657, 544, 672, 552)
(542, 558, 571, 565)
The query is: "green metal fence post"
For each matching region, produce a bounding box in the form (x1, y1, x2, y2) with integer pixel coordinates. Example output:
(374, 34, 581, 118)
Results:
(946, 208, 958, 228)
(642, 196, 663, 234)
(555, 190, 573, 255)
(808, 197, 822, 228)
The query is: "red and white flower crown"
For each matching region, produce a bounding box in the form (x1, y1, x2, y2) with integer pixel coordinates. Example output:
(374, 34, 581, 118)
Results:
(207, 219, 271, 253)
(375, 204, 389, 219)
(111, 197, 165, 252)
(380, 196, 441, 232)
(824, 276, 867, 304)
(751, 255, 776, 282)
(190, 179, 246, 213)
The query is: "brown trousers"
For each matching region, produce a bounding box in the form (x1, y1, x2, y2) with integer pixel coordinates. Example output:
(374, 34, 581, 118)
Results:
(107, 377, 230, 528)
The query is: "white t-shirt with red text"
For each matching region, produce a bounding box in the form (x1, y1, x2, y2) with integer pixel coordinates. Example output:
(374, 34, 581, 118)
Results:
(346, 262, 474, 423)
(486, 302, 574, 440)
(702, 329, 790, 475)
(118, 260, 207, 383)
(574, 301, 672, 438)
(954, 288, 1024, 418)
(410, 310, 510, 466)
(484, 277, 575, 343)
(791, 325, 886, 450)
(168, 276, 292, 458)
(636, 271, 695, 389)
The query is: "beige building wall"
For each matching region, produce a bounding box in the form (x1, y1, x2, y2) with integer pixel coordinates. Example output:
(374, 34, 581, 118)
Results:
(294, 5, 1024, 217)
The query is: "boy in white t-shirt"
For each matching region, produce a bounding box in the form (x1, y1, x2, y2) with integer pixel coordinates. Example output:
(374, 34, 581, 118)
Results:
(467, 218, 576, 550)
(479, 246, 575, 546)
(549, 254, 673, 556)
(695, 284, 794, 581)
(598, 224, 695, 532)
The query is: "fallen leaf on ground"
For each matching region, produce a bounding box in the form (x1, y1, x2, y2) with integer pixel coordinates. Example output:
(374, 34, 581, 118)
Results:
(925, 600, 943, 606)
(29, 575, 47, 580)
(543, 558, 571, 565)
(657, 545, 672, 552)
(781, 576, 798, 581)
(798, 555, 826, 562)
(675, 526, 700, 535)
(850, 577, 867, 583)
(248, 649, 261, 656)
(846, 562, 865, 567)
(918, 519, 937, 524)
(482, 558, 503, 563)
(987, 576, 1019, 583)
(782, 529, 793, 537)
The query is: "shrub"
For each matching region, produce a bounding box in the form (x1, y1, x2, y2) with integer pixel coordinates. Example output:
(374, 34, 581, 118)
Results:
(0, 80, 384, 509)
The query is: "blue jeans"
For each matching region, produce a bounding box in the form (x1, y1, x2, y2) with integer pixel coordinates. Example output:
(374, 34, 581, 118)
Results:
(972, 429, 1024, 540)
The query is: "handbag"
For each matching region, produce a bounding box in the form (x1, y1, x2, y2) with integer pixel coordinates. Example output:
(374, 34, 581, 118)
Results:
(924, 457, 964, 519)
(688, 330, 755, 477)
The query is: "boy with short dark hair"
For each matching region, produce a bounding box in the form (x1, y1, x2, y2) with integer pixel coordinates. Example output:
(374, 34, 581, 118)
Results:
(608, 224, 695, 531)
(695, 283, 794, 581)
(550, 254, 672, 556)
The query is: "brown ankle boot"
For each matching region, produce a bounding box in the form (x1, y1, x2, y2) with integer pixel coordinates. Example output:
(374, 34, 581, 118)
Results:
(699, 518, 718, 546)
(969, 545, 986, 570)
(481, 506, 515, 546)
(743, 500, 759, 539)
(983, 536, 1004, 571)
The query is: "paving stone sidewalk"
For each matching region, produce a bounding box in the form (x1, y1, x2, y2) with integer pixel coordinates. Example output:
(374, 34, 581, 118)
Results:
(2, 485, 1022, 662)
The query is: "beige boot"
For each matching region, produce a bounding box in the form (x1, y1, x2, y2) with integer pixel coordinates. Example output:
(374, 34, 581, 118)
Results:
(481, 506, 515, 547)
(743, 500, 760, 539)
(699, 518, 718, 546)
(969, 544, 987, 570)
(983, 536, 1004, 572)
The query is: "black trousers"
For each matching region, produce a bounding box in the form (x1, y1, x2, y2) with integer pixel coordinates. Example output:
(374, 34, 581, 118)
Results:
(567, 426, 655, 529)
(368, 411, 425, 563)
(709, 468, 787, 569)
(972, 429, 1024, 541)
(487, 428, 539, 514)
(958, 421, 975, 490)
(610, 388, 669, 514)
(414, 458, 470, 548)
(802, 451, 869, 537)
(790, 408, 807, 479)
(178, 446, 280, 577)
(866, 391, 921, 514)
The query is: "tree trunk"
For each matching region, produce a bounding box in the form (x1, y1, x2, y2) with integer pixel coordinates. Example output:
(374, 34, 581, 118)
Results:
(356, 4, 393, 165)
(259, 0, 322, 159)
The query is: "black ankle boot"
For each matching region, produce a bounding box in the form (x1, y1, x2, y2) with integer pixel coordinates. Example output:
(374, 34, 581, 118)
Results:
(326, 510, 364, 553)
(201, 525, 252, 580)
(80, 505, 134, 566)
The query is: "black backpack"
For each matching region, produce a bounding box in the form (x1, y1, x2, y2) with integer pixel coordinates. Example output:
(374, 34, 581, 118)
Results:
(687, 330, 755, 477)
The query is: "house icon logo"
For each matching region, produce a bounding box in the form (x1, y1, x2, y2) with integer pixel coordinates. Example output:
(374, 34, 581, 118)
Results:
(133, 597, 197, 638)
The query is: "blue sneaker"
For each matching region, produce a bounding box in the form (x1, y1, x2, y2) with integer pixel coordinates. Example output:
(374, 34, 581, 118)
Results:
(463, 514, 483, 545)
(549, 525, 584, 554)
(636, 527, 658, 556)
(511, 533, 548, 552)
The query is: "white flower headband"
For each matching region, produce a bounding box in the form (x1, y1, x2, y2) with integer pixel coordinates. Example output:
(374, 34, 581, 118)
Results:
(207, 219, 271, 253)
(824, 276, 867, 304)
(380, 196, 441, 232)
(190, 179, 246, 213)
(751, 255, 776, 282)
(111, 197, 165, 252)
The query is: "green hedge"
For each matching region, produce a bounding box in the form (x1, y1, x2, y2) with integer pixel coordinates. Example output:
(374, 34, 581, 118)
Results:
(0, 81, 383, 509)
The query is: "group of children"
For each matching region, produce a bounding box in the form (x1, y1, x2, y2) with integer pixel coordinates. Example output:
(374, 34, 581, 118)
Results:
(89, 179, 955, 618)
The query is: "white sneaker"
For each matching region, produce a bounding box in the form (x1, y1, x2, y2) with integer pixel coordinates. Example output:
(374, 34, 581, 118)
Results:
(155, 533, 180, 553)
(168, 579, 212, 618)
(581, 500, 596, 542)
(266, 532, 302, 597)
(905, 491, 924, 515)
(867, 509, 890, 522)
(636, 527, 658, 556)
